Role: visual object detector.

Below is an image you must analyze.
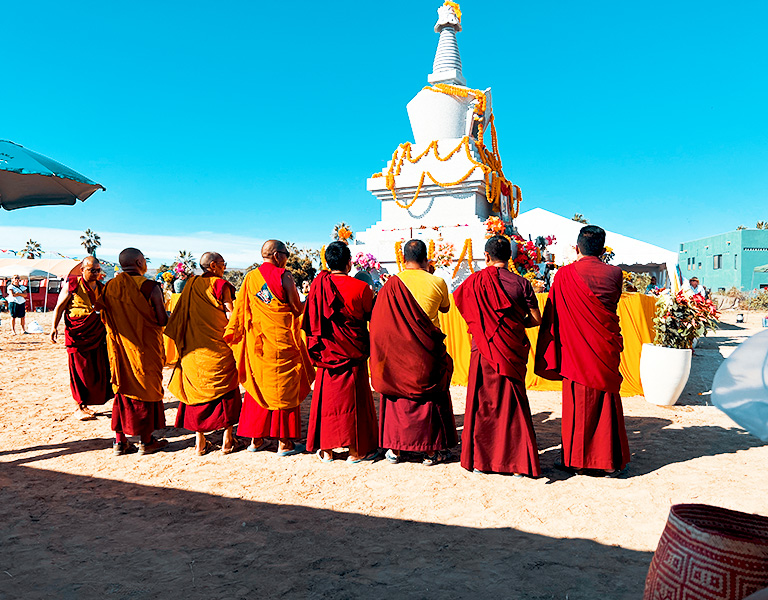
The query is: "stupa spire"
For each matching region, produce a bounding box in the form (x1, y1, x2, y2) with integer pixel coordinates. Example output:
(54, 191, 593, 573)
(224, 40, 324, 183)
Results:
(428, 2, 467, 87)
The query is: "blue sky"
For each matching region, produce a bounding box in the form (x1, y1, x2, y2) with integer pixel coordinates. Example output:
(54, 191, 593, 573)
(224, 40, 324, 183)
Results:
(2, 1, 767, 266)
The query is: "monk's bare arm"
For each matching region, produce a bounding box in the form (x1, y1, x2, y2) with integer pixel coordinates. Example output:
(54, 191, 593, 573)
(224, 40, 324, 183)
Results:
(282, 271, 304, 315)
(149, 285, 169, 326)
(50, 289, 74, 343)
(438, 281, 451, 313)
(526, 307, 542, 328)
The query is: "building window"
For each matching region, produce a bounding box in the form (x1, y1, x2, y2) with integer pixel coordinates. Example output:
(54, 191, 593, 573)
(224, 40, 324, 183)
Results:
(698, 262, 702, 270)
(714, 255, 722, 269)
(734, 254, 738, 269)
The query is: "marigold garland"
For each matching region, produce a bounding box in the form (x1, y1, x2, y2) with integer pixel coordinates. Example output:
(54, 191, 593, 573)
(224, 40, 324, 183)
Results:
(428, 239, 435, 261)
(320, 245, 327, 271)
(452, 238, 475, 278)
(394, 240, 405, 272)
(443, 1, 461, 21)
(374, 84, 519, 216)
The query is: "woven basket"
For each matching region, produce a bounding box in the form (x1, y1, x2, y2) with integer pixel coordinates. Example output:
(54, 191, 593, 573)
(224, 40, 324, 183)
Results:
(644, 504, 768, 600)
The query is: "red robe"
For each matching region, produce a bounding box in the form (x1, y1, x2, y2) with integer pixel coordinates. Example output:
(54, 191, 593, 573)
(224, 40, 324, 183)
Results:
(370, 276, 457, 452)
(302, 271, 378, 455)
(535, 257, 630, 471)
(64, 277, 113, 407)
(454, 267, 541, 476)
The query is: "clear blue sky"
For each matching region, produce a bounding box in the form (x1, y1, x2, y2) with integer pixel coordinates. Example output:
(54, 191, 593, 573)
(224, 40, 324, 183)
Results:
(3, 0, 767, 264)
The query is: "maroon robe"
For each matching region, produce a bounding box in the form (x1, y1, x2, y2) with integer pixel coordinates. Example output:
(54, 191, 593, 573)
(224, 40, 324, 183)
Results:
(535, 256, 630, 471)
(370, 276, 457, 453)
(302, 271, 378, 455)
(454, 267, 541, 476)
(64, 278, 113, 407)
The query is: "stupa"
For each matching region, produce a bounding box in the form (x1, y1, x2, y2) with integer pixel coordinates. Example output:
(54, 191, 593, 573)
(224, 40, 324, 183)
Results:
(355, 1, 522, 288)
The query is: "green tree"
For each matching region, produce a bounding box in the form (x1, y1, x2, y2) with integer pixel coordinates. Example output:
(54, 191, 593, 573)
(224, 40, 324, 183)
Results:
(80, 229, 101, 256)
(285, 242, 317, 289)
(572, 213, 589, 224)
(756, 221, 767, 230)
(223, 262, 259, 291)
(737, 225, 748, 230)
(21, 239, 42, 259)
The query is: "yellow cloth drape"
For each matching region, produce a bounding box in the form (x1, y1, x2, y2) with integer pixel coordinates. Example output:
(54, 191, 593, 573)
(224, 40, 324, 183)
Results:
(439, 292, 657, 397)
(163, 293, 182, 366)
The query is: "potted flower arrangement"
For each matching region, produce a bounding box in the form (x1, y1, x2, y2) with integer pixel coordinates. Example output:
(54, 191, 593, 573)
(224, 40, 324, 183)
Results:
(640, 289, 720, 406)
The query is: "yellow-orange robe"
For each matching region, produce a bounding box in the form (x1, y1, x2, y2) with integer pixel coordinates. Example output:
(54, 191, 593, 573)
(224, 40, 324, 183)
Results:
(165, 275, 242, 432)
(101, 273, 166, 437)
(224, 267, 314, 411)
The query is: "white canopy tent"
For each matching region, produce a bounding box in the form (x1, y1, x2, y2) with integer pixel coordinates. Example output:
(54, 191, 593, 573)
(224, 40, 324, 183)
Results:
(0, 258, 80, 311)
(514, 208, 679, 288)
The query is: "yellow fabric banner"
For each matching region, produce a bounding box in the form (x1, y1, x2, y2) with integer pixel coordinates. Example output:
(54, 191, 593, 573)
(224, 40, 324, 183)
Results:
(439, 292, 657, 397)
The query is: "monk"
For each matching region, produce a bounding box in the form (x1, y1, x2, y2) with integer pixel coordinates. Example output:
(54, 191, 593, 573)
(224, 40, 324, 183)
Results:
(454, 236, 542, 477)
(534, 225, 631, 476)
(302, 241, 378, 463)
(224, 240, 314, 457)
(165, 252, 242, 456)
(370, 239, 457, 466)
(50, 256, 114, 421)
(101, 248, 169, 456)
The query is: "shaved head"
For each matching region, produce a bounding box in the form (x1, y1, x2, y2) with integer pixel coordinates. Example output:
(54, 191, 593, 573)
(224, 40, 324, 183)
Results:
(119, 247, 145, 269)
(200, 252, 223, 270)
(81, 256, 102, 283)
(82, 256, 99, 268)
(261, 239, 287, 258)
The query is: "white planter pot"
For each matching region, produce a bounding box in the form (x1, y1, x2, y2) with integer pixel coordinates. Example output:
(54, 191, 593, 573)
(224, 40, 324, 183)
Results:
(639, 343, 692, 406)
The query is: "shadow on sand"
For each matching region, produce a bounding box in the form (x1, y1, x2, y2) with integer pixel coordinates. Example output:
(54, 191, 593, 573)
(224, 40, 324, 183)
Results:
(0, 463, 652, 600)
(531, 411, 764, 481)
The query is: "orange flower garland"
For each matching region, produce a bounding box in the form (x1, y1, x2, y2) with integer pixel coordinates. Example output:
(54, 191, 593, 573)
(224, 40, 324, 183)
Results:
(428, 239, 435, 261)
(320, 245, 327, 270)
(452, 238, 476, 278)
(374, 84, 519, 216)
(394, 240, 405, 272)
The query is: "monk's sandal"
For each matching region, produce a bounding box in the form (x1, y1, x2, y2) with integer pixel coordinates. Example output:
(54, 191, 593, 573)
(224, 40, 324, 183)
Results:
(138, 437, 169, 455)
(423, 450, 451, 466)
(113, 441, 138, 456)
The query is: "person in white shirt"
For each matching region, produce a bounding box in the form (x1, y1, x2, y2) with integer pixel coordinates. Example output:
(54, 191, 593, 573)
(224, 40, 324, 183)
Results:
(683, 276, 707, 298)
(7, 275, 29, 334)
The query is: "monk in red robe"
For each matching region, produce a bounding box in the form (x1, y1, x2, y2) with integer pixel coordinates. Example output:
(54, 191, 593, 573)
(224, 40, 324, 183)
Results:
(302, 241, 378, 463)
(101, 248, 169, 456)
(535, 225, 631, 476)
(454, 236, 542, 477)
(50, 256, 114, 420)
(165, 252, 242, 456)
(225, 240, 314, 457)
(370, 239, 457, 466)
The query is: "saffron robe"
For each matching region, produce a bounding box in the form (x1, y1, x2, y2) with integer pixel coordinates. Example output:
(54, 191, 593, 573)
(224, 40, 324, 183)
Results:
(535, 256, 630, 471)
(165, 275, 241, 432)
(64, 276, 113, 407)
(370, 275, 457, 452)
(454, 267, 541, 476)
(102, 273, 166, 436)
(224, 265, 314, 439)
(302, 271, 378, 455)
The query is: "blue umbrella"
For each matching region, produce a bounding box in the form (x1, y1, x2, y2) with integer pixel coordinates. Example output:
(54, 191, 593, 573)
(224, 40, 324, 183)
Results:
(0, 140, 105, 210)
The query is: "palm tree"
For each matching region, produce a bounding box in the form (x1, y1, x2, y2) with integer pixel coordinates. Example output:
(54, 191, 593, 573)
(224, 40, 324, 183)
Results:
(80, 229, 102, 256)
(21, 239, 43, 259)
(572, 213, 589, 224)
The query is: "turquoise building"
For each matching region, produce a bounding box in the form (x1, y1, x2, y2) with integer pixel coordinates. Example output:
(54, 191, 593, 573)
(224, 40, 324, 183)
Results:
(679, 229, 768, 292)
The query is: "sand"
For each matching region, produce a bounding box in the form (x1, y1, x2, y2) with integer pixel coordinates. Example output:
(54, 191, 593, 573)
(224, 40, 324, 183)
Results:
(1, 310, 766, 600)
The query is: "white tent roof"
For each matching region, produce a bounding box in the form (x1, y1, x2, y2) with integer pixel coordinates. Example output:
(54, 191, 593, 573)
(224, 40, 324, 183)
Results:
(0, 258, 80, 278)
(515, 208, 678, 267)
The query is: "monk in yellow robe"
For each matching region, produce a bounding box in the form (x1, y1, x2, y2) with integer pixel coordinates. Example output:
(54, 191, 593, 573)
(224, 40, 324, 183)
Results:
(165, 252, 242, 456)
(50, 256, 113, 421)
(101, 248, 169, 456)
(224, 240, 314, 457)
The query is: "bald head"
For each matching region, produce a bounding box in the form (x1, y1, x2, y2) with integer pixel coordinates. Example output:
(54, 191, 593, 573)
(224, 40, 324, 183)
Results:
(261, 240, 287, 258)
(200, 252, 223, 270)
(81, 256, 102, 283)
(118, 247, 147, 274)
(261, 240, 289, 267)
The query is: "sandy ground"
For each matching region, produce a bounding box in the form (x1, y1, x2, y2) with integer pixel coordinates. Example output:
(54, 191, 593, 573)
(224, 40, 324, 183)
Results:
(0, 309, 766, 600)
